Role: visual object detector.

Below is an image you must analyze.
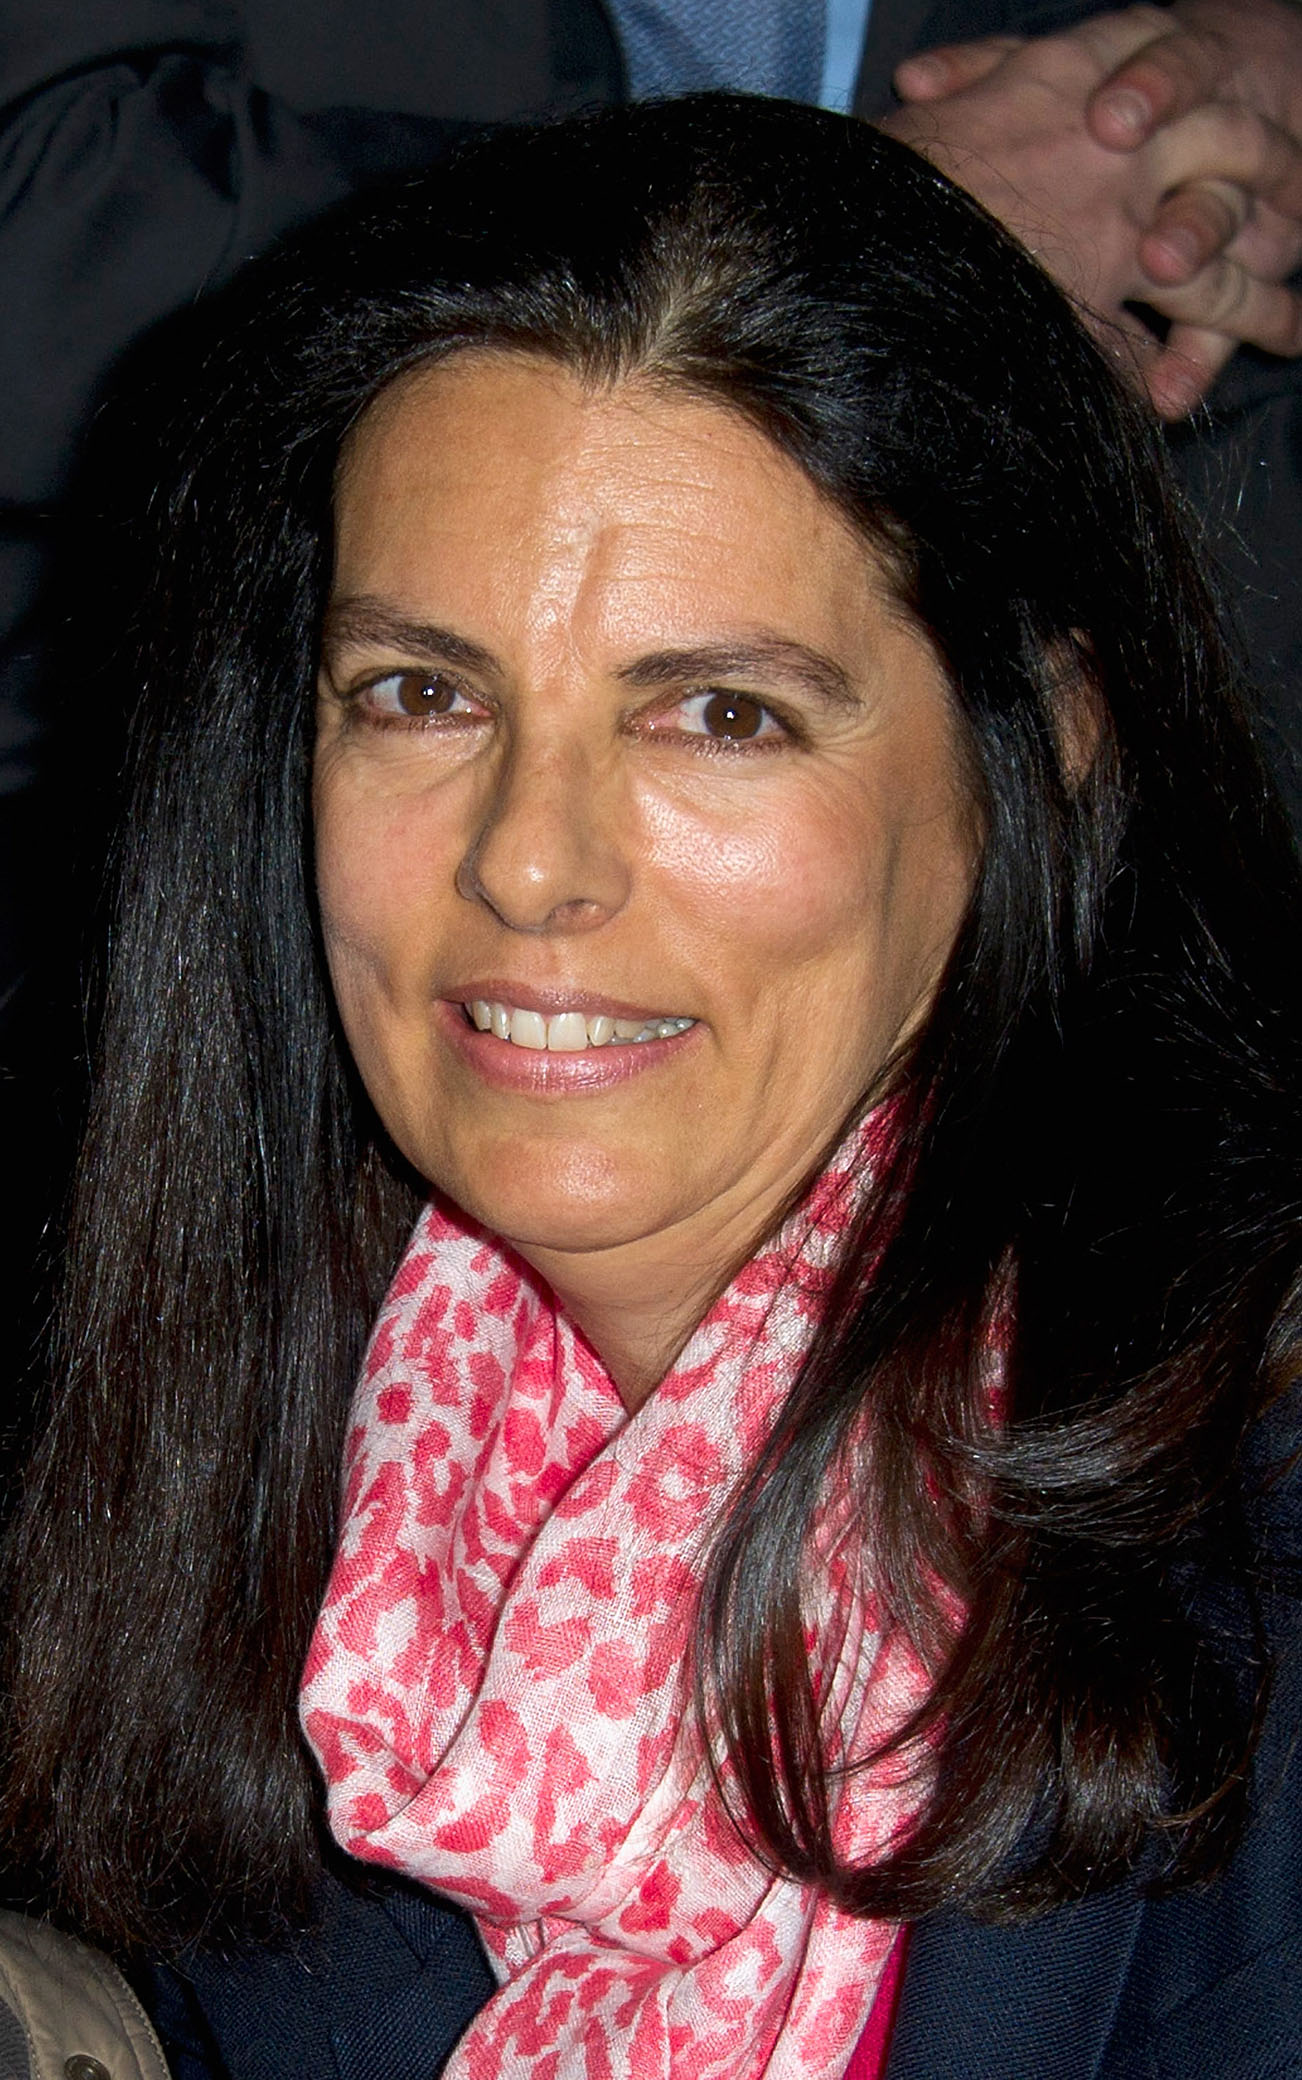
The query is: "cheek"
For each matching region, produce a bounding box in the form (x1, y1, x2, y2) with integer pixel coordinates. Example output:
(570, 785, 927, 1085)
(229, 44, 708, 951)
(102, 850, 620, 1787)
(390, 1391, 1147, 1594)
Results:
(312, 786, 440, 1135)
(639, 779, 902, 988)
(313, 783, 452, 1160)
(314, 773, 445, 988)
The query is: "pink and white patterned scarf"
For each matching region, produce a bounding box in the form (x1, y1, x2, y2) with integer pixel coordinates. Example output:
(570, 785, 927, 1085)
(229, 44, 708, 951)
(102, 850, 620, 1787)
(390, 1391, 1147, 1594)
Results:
(301, 1114, 932, 2079)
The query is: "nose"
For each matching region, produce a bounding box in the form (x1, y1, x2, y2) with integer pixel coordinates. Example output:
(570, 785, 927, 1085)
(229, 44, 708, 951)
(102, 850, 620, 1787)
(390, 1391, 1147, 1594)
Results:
(456, 731, 632, 933)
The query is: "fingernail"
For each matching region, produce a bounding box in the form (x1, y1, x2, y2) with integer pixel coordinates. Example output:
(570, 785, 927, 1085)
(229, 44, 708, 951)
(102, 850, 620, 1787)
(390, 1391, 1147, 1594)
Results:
(1153, 374, 1200, 419)
(1098, 88, 1149, 138)
(1151, 227, 1202, 276)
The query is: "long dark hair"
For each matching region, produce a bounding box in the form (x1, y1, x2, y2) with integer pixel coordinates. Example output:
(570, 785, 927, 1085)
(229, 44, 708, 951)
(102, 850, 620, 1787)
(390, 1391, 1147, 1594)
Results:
(4, 96, 1299, 1953)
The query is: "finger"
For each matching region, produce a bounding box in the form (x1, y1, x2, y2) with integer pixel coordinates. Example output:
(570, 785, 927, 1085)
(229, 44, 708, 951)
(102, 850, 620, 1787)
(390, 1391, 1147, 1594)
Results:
(1086, 23, 1230, 151)
(892, 36, 1022, 103)
(1150, 104, 1302, 225)
(1220, 196, 1302, 283)
(1142, 254, 1302, 359)
(1143, 326, 1238, 419)
(1136, 181, 1248, 286)
(1141, 193, 1302, 293)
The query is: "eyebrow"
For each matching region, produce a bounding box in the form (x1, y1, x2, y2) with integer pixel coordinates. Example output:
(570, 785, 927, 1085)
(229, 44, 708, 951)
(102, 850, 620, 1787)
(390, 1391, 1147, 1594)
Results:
(321, 599, 859, 710)
(320, 598, 498, 676)
(622, 641, 856, 709)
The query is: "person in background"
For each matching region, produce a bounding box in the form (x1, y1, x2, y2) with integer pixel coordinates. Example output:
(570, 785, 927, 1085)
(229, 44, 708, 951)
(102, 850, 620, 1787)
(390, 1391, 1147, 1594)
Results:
(875, 0, 1302, 831)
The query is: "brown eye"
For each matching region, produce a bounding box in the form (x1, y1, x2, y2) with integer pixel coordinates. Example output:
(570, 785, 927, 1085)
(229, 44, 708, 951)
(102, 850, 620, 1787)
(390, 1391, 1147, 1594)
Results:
(393, 673, 459, 717)
(697, 691, 769, 739)
(668, 688, 782, 744)
(361, 670, 477, 722)
(703, 692, 760, 738)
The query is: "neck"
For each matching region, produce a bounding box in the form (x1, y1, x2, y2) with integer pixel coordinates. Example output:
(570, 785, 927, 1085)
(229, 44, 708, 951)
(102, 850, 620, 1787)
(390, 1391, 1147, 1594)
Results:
(516, 1173, 804, 1411)
(519, 1235, 732, 1412)
(502, 1125, 871, 1413)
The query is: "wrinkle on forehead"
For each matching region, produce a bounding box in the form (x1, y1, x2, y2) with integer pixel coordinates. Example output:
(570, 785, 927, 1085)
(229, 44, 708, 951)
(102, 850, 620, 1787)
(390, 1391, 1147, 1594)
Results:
(335, 350, 881, 692)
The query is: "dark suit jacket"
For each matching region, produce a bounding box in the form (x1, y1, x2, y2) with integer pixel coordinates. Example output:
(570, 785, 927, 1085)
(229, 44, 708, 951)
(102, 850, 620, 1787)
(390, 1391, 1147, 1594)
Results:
(887, 1555, 1302, 2078)
(0, 0, 620, 782)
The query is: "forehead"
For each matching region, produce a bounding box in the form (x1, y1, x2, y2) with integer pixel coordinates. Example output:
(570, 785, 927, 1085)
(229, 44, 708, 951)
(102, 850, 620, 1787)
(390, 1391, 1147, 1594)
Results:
(330, 352, 896, 650)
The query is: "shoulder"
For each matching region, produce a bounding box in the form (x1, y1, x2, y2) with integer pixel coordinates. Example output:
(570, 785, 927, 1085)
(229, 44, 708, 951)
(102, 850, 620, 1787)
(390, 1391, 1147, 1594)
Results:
(1103, 1593, 1302, 2078)
(242, 0, 624, 121)
(886, 1418, 1302, 2079)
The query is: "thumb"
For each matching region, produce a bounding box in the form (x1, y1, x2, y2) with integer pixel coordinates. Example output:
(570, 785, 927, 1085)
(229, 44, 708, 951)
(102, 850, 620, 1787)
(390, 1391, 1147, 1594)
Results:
(893, 36, 1022, 103)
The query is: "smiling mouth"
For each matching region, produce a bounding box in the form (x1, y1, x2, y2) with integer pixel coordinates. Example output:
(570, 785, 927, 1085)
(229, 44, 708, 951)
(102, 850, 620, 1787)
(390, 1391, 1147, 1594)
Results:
(464, 1000, 696, 1051)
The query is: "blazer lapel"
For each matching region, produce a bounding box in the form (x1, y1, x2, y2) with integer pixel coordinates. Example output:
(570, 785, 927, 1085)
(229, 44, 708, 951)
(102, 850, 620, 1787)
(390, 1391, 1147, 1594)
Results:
(884, 1883, 1145, 2080)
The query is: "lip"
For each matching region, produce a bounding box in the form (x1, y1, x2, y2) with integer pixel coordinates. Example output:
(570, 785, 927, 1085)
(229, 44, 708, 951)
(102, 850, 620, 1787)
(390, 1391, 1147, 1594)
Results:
(441, 979, 691, 1023)
(434, 997, 702, 1096)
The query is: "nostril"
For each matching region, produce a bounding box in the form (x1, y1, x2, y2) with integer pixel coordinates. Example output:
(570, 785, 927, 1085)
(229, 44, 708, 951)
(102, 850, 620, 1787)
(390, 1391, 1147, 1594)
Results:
(456, 819, 630, 932)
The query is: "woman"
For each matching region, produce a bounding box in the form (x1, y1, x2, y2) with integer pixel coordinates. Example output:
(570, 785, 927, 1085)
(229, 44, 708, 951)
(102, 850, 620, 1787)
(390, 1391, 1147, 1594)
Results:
(2, 96, 1299, 2078)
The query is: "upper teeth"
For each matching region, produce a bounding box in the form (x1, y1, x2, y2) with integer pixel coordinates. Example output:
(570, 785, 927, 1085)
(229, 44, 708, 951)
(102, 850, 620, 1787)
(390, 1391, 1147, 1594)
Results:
(466, 1001, 695, 1050)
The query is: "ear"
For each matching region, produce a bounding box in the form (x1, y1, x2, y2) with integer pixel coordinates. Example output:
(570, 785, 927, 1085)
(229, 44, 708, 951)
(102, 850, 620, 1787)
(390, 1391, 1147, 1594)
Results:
(1045, 634, 1104, 790)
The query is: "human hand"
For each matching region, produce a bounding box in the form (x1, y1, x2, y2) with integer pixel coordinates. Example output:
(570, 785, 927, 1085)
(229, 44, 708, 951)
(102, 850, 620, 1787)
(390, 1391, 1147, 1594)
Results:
(1087, 0, 1302, 150)
(888, 5, 1302, 418)
(1085, 1, 1302, 400)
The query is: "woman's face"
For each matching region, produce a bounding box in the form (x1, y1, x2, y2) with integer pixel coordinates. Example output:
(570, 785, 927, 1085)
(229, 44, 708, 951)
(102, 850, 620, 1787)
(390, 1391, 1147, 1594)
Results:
(315, 353, 974, 1287)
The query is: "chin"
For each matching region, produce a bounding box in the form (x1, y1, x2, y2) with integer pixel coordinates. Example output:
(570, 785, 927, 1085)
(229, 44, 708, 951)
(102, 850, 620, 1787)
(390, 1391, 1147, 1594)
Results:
(421, 1138, 678, 1259)
(455, 1189, 669, 1261)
